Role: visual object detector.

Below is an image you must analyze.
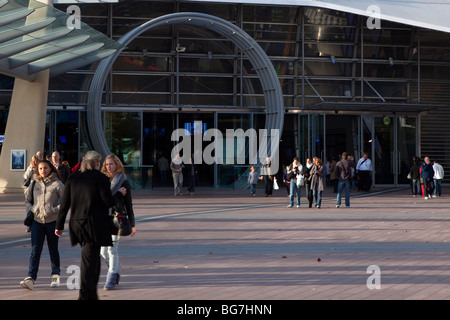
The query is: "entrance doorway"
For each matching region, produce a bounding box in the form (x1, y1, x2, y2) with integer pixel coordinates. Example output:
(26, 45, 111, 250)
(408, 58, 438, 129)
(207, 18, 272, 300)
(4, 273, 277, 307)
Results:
(323, 114, 417, 187)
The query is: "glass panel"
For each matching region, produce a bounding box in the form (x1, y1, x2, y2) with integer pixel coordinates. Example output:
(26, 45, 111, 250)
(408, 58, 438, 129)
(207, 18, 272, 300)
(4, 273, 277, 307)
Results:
(178, 113, 214, 187)
(397, 116, 417, 185)
(143, 112, 176, 187)
(55, 111, 79, 168)
(374, 116, 394, 184)
(105, 112, 141, 166)
(326, 115, 360, 163)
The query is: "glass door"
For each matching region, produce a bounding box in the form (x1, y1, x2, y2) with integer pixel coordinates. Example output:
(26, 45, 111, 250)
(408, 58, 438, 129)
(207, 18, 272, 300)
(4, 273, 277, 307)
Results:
(373, 115, 417, 186)
(374, 116, 395, 185)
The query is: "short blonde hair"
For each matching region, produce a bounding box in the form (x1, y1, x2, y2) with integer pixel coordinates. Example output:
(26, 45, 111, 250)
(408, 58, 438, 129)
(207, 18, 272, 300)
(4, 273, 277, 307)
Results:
(101, 154, 126, 177)
(81, 150, 102, 172)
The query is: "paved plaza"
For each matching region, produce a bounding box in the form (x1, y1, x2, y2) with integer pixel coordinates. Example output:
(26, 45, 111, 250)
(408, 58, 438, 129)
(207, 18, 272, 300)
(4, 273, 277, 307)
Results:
(1, 185, 450, 302)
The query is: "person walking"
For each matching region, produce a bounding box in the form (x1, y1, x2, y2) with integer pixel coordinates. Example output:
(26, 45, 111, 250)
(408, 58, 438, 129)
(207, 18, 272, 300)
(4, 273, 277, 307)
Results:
(303, 158, 314, 208)
(158, 155, 169, 185)
(186, 154, 198, 195)
(356, 152, 372, 192)
(329, 157, 338, 193)
(20, 160, 64, 290)
(56, 150, 115, 300)
(170, 153, 184, 196)
(282, 165, 291, 197)
(51, 151, 71, 184)
(247, 166, 259, 197)
(433, 160, 444, 197)
(409, 157, 421, 197)
(287, 157, 303, 208)
(335, 152, 355, 208)
(100, 154, 136, 290)
(420, 156, 435, 200)
(310, 158, 326, 208)
(260, 156, 274, 197)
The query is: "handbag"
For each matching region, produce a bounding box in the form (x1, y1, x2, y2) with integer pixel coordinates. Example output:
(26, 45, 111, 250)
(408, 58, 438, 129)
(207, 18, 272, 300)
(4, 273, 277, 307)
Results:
(111, 212, 132, 237)
(273, 177, 279, 190)
(407, 173, 412, 180)
(24, 180, 36, 226)
(297, 174, 304, 187)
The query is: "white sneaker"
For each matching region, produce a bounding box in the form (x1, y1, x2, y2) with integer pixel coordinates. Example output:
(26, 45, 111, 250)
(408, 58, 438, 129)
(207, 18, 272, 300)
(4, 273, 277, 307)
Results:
(432, 195, 437, 198)
(296, 205, 300, 208)
(20, 277, 34, 290)
(424, 196, 428, 200)
(287, 204, 293, 208)
(50, 274, 60, 287)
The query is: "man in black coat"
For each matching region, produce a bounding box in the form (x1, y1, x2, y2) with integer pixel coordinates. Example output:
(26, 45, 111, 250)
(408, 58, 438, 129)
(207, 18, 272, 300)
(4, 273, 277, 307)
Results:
(56, 151, 115, 300)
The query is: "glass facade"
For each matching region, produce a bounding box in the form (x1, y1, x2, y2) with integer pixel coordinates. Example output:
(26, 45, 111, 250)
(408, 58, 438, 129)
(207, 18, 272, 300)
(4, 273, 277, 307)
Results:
(1, 1, 449, 187)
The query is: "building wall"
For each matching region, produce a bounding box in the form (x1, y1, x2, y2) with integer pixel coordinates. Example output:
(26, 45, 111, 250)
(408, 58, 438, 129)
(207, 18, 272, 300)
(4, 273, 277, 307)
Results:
(1, 1, 450, 183)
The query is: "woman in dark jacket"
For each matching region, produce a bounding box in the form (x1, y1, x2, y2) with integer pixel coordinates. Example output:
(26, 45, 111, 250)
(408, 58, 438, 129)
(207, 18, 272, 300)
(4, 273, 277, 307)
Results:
(409, 156, 421, 197)
(100, 154, 135, 290)
(56, 150, 115, 300)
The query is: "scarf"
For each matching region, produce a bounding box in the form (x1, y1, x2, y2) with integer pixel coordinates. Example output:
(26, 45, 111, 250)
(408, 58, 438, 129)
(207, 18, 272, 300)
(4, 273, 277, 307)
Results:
(110, 172, 127, 196)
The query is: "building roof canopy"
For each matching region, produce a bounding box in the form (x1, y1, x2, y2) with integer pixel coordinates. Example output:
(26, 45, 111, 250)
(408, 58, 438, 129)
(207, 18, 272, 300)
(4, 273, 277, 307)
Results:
(189, 0, 450, 34)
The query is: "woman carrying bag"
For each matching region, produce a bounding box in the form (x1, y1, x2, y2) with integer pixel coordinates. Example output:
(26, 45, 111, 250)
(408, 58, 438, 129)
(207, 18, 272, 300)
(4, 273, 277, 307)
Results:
(100, 154, 136, 290)
(21, 160, 64, 290)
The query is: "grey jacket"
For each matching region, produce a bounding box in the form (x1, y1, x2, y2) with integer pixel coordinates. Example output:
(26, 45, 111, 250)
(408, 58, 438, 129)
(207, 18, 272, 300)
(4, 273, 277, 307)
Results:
(25, 172, 64, 224)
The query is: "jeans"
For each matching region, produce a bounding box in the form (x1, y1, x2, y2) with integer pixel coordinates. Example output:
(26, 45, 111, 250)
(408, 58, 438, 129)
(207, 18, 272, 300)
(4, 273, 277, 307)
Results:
(100, 235, 120, 274)
(336, 179, 351, 207)
(28, 220, 60, 281)
(172, 172, 183, 195)
(289, 179, 301, 206)
(424, 178, 435, 197)
(250, 183, 256, 195)
(313, 186, 323, 207)
(434, 179, 442, 196)
(412, 179, 421, 195)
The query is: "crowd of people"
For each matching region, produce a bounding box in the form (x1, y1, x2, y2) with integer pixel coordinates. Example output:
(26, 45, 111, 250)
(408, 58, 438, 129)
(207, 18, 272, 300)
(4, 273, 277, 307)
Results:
(249, 152, 445, 208)
(20, 149, 136, 300)
(408, 156, 444, 199)
(17, 148, 445, 299)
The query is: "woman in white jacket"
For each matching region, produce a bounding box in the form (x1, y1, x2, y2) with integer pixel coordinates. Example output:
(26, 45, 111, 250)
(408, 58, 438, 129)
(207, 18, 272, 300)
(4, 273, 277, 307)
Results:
(20, 160, 64, 290)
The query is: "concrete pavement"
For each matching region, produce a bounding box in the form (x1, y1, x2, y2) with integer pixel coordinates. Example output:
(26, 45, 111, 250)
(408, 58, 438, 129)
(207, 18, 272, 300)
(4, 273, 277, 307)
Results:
(1, 185, 450, 302)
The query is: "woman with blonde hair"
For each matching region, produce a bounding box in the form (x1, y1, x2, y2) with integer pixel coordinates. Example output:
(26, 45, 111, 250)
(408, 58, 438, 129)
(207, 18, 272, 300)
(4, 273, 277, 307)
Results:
(100, 154, 136, 290)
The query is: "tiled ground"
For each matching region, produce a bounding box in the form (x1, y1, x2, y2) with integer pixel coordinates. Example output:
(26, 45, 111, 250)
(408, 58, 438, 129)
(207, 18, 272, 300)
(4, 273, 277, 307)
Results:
(1, 185, 450, 301)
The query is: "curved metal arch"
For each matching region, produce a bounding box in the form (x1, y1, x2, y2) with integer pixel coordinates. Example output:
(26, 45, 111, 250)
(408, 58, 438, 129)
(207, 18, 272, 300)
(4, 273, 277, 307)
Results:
(87, 12, 284, 164)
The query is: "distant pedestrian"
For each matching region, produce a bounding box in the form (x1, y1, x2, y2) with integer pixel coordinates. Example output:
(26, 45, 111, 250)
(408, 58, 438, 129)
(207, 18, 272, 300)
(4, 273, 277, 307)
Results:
(158, 155, 169, 185)
(170, 153, 184, 196)
(282, 166, 290, 196)
(433, 160, 444, 197)
(186, 155, 198, 195)
(310, 158, 326, 208)
(248, 166, 259, 197)
(420, 156, 435, 199)
(20, 160, 64, 290)
(303, 158, 314, 208)
(287, 157, 303, 208)
(356, 152, 372, 192)
(335, 152, 355, 208)
(329, 157, 338, 193)
(409, 157, 421, 197)
(51, 151, 71, 184)
(260, 156, 273, 197)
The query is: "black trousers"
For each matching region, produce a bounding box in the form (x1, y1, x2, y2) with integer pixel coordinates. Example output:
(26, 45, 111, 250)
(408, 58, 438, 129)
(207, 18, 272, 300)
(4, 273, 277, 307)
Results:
(79, 242, 101, 300)
(358, 171, 372, 191)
